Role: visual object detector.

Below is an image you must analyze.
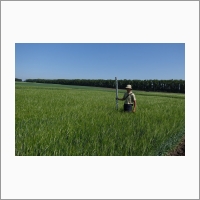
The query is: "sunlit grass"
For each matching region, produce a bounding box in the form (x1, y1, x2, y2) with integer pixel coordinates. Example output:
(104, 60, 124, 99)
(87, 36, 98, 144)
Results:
(15, 83, 185, 156)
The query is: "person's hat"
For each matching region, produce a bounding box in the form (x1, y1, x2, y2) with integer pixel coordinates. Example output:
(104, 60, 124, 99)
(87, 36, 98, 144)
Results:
(125, 84, 132, 89)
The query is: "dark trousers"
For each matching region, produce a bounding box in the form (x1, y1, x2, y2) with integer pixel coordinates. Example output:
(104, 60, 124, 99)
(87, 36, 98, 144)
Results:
(124, 104, 133, 112)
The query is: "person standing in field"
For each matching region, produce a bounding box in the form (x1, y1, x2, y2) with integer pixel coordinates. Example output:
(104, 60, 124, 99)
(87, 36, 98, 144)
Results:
(116, 84, 136, 112)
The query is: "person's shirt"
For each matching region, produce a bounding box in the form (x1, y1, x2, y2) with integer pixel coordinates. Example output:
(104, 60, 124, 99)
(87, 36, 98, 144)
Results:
(123, 92, 136, 104)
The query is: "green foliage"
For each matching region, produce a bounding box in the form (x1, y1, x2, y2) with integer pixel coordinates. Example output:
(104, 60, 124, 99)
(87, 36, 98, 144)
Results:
(15, 78, 22, 82)
(15, 82, 185, 156)
(25, 78, 185, 93)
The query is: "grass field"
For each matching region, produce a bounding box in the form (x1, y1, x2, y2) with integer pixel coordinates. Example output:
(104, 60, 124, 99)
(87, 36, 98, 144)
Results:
(15, 82, 185, 156)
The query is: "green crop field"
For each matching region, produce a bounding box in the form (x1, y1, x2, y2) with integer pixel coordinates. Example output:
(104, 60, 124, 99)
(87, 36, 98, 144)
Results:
(15, 82, 185, 156)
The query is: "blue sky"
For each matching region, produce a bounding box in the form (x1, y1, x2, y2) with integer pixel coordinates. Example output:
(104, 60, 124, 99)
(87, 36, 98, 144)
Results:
(15, 43, 185, 81)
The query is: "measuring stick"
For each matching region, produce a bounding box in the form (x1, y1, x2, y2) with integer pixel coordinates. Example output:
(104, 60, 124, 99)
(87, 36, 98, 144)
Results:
(115, 77, 118, 110)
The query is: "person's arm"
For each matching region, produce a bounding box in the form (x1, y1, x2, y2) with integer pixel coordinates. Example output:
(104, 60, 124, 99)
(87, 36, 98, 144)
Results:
(116, 96, 125, 100)
(117, 93, 126, 101)
(132, 100, 136, 112)
(117, 97, 125, 100)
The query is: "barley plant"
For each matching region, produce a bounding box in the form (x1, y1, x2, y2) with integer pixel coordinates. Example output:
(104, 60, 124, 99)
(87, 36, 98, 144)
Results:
(15, 82, 185, 156)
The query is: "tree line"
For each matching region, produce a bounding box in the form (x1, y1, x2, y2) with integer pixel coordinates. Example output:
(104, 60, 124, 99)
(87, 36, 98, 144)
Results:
(24, 78, 185, 93)
(15, 78, 22, 82)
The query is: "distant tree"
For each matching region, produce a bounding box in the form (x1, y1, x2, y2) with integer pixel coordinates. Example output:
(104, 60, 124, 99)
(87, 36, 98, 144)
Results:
(15, 78, 22, 82)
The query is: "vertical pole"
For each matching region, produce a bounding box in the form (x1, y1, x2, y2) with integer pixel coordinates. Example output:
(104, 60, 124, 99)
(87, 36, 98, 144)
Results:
(115, 77, 118, 110)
